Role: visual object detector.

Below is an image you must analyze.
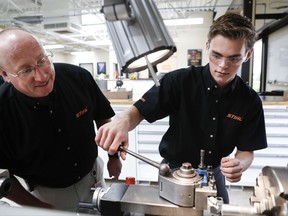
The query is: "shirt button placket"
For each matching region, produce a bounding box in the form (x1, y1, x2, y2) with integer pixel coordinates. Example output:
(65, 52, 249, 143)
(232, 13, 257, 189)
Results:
(207, 92, 218, 159)
(74, 161, 80, 180)
(76, 162, 80, 180)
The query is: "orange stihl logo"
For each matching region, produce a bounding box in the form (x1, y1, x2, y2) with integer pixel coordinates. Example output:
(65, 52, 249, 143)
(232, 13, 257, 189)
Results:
(76, 107, 88, 118)
(226, 113, 243, 122)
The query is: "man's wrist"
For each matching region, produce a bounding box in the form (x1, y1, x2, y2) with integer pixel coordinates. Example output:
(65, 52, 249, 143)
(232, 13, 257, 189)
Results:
(108, 152, 119, 159)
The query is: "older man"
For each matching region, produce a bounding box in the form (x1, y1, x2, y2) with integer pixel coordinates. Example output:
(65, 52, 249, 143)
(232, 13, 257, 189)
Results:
(0, 28, 122, 212)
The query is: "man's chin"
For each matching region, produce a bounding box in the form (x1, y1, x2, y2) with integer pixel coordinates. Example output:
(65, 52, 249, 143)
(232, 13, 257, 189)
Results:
(33, 87, 53, 98)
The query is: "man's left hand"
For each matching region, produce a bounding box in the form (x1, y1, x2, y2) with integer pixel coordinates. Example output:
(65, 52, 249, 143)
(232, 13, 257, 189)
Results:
(220, 158, 243, 182)
(107, 157, 122, 179)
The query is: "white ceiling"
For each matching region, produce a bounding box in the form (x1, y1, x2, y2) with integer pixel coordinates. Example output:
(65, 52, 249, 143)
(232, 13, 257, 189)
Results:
(0, 0, 286, 53)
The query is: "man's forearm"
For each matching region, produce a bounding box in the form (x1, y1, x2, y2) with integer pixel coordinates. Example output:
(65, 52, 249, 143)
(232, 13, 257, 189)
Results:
(117, 105, 144, 131)
(6, 177, 53, 209)
(234, 150, 254, 171)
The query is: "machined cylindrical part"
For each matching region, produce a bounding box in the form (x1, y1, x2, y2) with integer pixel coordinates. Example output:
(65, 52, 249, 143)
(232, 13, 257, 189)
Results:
(222, 204, 258, 215)
(0, 177, 12, 198)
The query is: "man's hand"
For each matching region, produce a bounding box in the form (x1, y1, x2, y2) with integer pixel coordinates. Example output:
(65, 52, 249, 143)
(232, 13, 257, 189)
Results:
(107, 158, 122, 179)
(96, 117, 129, 160)
(96, 106, 144, 160)
(220, 150, 254, 183)
(220, 158, 243, 182)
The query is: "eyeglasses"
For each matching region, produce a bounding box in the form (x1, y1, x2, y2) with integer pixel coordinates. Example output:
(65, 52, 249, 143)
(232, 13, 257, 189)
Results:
(209, 52, 245, 66)
(6, 51, 53, 78)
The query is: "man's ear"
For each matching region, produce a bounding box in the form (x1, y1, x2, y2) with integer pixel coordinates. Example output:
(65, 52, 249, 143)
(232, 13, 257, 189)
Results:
(0, 70, 9, 82)
(244, 48, 254, 62)
(206, 41, 210, 51)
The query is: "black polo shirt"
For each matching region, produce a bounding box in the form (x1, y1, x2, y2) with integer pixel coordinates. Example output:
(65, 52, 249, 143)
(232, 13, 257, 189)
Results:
(0, 63, 114, 187)
(134, 64, 267, 169)
(0, 76, 4, 85)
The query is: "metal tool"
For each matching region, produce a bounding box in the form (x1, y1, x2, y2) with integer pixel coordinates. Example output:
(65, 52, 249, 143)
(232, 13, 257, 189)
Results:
(118, 145, 170, 176)
(197, 150, 208, 186)
(0, 169, 12, 199)
(79, 146, 288, 216)
(78, 147, 217, 215)
(118, 146, 216, 207)
(207, 165, 288, 216)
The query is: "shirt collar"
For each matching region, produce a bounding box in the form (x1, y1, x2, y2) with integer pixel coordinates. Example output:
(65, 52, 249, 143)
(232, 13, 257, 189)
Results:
(13, 85, 56, 108)
(203, 64, 238, 94)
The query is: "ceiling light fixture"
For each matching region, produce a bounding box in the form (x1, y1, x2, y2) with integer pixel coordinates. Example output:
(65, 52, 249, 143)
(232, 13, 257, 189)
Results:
(101, 0, 177, 86)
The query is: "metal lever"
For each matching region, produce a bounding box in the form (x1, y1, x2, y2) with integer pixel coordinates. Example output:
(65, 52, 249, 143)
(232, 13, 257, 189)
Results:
(118, 145, 160, 169)
(118, 146, 171, 176)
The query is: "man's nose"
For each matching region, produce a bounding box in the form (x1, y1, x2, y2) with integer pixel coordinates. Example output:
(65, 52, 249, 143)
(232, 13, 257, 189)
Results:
(218, 57, 230, 68)
(33, 66, 47, 80)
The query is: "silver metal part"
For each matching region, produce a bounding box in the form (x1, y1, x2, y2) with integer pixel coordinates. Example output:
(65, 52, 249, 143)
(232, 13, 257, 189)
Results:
(159, 162, 210, 207)
(173, 162, 198, 179)
(87, 146, 288, 215)
(93, 183, 207, 216)
(207, 196, 258, 216)
(195, 187, 217, 210)
(0, 205, 94, 216)
(221, 204, 258, 215)
(159, 163, 170, 176)
(92, 187, 106, 212)
(119, 145, 162, 170)
(121, 184, 204, 216)
(145, 55, 160, 87)
(207, 166, 288, 216)
(0, 169, 12, 199)
(101, 0, 130, 21)
(249, 166, 288, 216)
(198, 149, 206, 169)
(207, 196, 223, 215)
(119, 146, 215, 207)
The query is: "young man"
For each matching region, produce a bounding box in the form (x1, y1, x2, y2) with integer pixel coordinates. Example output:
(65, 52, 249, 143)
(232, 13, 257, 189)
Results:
(0, 28, 122, 211)
(96, 13, 267, 204)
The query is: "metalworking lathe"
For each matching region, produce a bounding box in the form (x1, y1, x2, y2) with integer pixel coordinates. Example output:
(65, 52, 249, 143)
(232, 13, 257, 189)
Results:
(1, 154, 288, 215)
(79, 148, 217, 216)
(79, 147, 288, 216)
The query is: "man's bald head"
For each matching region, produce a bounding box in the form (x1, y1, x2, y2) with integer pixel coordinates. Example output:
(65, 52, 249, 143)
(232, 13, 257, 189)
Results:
(0, 28, 43, 68)
(0, 27, 55, 97)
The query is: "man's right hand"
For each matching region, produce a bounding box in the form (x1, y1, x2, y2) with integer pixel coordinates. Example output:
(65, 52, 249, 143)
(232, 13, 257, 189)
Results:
(96, 117, 129, 160)
(95, 106, 144, 160)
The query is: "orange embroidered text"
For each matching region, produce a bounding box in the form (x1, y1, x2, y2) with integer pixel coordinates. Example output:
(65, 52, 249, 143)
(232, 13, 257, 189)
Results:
(76, 107, 88, 118)
(226, 113, 243, 122)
